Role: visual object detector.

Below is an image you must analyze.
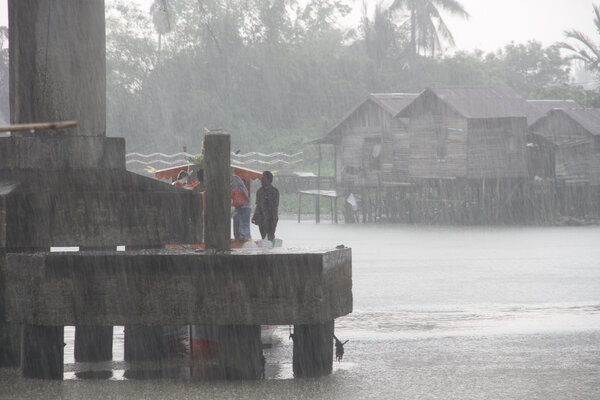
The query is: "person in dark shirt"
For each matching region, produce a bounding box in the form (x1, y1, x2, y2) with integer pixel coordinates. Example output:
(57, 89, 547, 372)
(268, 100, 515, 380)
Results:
(252, 171, 279, 241)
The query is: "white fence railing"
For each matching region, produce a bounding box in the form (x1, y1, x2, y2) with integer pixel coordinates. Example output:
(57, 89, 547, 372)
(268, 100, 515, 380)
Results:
(126, 151, 304, 175)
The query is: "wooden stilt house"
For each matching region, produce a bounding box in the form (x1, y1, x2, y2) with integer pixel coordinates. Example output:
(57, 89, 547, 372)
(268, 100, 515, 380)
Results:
(312, 93, 418, 188)
(396, 86, 533, 179)
(528, 108, 600, 186)
(525, 100, 582, 180)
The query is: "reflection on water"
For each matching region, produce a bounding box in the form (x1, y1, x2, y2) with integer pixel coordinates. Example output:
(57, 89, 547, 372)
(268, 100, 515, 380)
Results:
(2, 220, 600, 399)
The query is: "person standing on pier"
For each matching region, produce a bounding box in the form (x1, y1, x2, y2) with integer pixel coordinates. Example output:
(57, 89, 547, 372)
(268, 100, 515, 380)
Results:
(231, 171, 252, 240)
(252, 171, 279, 241)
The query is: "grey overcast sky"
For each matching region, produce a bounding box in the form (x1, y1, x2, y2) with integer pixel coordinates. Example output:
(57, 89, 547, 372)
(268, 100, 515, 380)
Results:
(131, 0, 599, 53)
(0, 0, 597, 53)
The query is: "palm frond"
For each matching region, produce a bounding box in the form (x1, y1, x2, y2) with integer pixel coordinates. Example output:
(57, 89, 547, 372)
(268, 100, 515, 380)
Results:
(594, 5, 600, 34)
(432, 0, 469, 20)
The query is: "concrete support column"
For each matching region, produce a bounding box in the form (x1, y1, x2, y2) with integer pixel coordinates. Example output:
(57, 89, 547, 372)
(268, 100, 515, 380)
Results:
(74, 325, 113, 362)
(0, 252, 20, 367)
(124, 325, 167, 362)
(204, 133, 231, 250)
(292, 320, 333, 377)
(217, 325, 263, 379)
(8, 0, 106, 135)
(21, 325, 64, 379)
(0, 323, 20, 367)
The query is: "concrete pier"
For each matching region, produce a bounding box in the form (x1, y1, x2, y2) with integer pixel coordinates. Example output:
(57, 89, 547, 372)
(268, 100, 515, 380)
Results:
(2, 247, 352, 379)
(2, 249, 352, 326)
(0, 0, 353, 380)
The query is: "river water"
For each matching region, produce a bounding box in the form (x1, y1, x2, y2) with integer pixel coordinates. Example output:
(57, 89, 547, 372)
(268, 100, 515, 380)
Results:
(1, 220, 599, 399)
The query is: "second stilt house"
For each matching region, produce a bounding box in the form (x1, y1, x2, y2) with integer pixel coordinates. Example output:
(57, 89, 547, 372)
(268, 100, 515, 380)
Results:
(396, 85, 534, 180)
(528, 108, 600, 186)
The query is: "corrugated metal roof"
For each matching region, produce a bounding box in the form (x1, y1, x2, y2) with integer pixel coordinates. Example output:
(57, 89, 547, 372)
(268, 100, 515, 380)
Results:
(309, 93, 418, 145)
(560, 108, 600, 136)
(528, 99, 580, 113)
(398, 85, 539, 122)
(369, 93, 419, 115)
(527, 99, 582, 124)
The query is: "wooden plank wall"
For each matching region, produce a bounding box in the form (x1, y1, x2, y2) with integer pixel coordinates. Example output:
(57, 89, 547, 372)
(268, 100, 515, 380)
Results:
(556, 143, 592, 185)
(408, 113, 467, 179)
(335, 101, 410, 188)
(530, 113, 598, 185)
(467, 118, 527, 179)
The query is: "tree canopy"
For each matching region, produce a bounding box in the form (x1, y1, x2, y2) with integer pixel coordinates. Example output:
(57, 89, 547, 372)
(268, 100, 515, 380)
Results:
(88, 1, 600, 155)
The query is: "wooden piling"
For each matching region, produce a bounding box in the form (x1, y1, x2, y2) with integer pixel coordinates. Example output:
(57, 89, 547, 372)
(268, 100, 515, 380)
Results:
(204, 132, 231, 251)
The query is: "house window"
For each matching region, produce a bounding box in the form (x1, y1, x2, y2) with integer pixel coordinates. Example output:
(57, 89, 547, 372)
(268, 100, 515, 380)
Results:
(436, 126, 448, 161)
(508, 135, 518, 152)
(371, 142, 382, 170)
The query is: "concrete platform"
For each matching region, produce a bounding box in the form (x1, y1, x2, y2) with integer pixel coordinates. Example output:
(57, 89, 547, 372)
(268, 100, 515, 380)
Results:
(1, 247, 352, 326)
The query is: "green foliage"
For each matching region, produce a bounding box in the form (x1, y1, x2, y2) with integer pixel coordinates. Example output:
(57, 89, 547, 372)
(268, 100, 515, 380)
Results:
(103, 0, 597, 155)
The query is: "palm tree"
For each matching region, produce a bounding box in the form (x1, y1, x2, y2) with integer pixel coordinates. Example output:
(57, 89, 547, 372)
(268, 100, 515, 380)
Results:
(558, 5, 600, 73)
(150, 0, 172, 59)
(362, 2, 399, 69)
(390, 0, 469, 57)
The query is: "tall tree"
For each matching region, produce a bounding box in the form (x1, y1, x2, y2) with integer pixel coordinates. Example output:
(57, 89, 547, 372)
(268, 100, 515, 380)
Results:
(150, 0, 173, 58)
(390, 0, 469, 57)
(362, 2, 401, 69)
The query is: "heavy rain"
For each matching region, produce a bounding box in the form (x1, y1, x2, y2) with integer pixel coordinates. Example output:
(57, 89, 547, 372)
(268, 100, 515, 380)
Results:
(0, 1, 599, 399)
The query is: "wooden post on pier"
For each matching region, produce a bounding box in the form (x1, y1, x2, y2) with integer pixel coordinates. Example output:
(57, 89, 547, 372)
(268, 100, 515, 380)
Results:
(204, 133, 264, 379)
(204, 132, 231, 251)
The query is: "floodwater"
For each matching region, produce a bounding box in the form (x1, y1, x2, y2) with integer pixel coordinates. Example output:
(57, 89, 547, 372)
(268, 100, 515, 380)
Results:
(1, 220, 599, 399)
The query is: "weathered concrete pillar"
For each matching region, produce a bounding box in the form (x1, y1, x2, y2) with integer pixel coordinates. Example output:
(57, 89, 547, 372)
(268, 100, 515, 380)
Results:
(217, 325, 263, 379)
(0, 252, 20, 367)
(204, 132, 231, 250)
(292, 321, 334, 377)
(21, 325, 64, 379)
(8, 0, 106, 135)
(123, 325, 168, 362)
(0, 323, 20, 367)
(74, 326, 113, 362)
